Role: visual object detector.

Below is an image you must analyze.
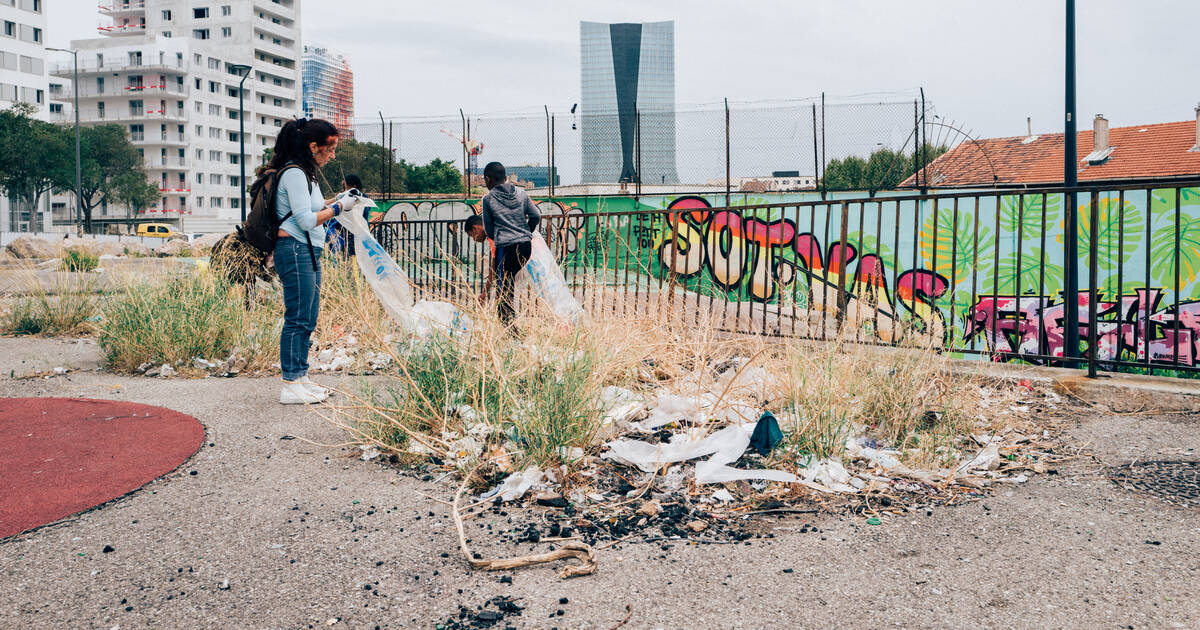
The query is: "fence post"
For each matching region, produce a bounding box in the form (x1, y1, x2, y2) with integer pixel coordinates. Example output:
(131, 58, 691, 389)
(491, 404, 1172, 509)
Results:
(387, 121, 394, 199)
(460, 109, 468, 199)
(550, 114, 556, 197)
(1087, 190, 1099, 377)
(835, 201, 850, 330)
(820, 92, 826, 199)
(378, 112, 386, 198)
(811, 104, 818, 192)
(724, 98, 731, 207)
(545, 105, 551, 196)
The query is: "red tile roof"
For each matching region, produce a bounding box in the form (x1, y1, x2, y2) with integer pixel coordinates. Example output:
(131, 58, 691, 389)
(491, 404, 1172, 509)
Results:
(902, 119, 1200, 188)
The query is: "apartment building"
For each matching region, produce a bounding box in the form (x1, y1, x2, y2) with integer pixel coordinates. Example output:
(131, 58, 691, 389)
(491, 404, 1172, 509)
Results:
(1, 0, 50, 231)
(48, 0, 302, 233)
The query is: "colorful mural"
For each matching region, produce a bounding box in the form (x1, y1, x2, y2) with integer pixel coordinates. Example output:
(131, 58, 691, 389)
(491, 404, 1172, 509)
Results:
(372, 186, 1200, 370)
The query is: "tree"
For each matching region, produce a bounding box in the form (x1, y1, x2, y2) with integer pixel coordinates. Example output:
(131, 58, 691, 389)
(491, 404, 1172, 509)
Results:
(821, 143, 947, 192)
(319, 138, 404, 195)
(0, 103, 72, 228)
(402, 158, 463, 195)
(76, 124, 159, 232)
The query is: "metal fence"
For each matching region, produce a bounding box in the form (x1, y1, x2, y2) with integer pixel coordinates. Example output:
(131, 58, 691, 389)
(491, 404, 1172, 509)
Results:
(346, 95, 940, 197)
(369, 181, 1200, 377)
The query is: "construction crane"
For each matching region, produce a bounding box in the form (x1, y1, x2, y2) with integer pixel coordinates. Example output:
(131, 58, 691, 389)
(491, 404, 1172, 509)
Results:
(440, 129, 484, 176)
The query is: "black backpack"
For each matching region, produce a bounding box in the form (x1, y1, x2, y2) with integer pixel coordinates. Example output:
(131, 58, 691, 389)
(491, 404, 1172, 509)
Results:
(243, 164, 317, 270)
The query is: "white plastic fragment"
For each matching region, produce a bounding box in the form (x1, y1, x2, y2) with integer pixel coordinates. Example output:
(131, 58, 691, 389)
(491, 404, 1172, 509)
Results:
(359, 445, 380, 461)
(515, 233, 585, 325)
(482, 467, 544, 502)
(711, 488, 735, 503)
(956, 441, 1002, 474)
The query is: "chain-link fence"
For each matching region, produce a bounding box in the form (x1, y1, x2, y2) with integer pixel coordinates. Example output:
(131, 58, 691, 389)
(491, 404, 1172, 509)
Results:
(342, 96, 938, 199)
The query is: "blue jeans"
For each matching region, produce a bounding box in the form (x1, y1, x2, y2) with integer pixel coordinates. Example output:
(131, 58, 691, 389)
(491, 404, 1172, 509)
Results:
(275, 237, 321, 381)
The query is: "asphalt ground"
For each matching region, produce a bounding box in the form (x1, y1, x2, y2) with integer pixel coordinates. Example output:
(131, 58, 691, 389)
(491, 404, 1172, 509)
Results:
(1, 336, 1198, 629)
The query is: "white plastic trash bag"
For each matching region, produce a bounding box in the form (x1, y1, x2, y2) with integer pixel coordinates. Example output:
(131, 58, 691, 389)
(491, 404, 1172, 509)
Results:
(517, 234, 584, 325)
(412, 300, 471, 339)
(335, 197, 419, 331)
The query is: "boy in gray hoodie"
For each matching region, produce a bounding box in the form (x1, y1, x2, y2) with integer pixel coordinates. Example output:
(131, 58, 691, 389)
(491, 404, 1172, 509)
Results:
(478, 161, 541, 325)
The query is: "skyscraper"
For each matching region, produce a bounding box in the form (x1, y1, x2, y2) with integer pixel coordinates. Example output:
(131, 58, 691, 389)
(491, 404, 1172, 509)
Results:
(580, 21, 677, 184)
(301, 44, 353, 133)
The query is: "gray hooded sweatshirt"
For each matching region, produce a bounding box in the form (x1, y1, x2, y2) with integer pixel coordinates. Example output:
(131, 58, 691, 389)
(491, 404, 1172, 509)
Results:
(481, 182, 541, 247)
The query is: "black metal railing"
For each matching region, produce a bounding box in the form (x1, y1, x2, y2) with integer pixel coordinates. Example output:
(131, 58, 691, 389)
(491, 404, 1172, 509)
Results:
(370, 181, 1200, 377)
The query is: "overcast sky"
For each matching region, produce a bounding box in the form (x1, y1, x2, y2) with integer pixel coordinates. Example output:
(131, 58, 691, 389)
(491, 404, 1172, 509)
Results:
(46, 0, 1200, 139)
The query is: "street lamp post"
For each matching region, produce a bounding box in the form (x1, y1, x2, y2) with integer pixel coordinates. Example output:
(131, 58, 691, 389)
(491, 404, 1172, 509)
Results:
(1063, 0, 1080, 365)
(47, 47, 81, 234)
(231, 64, 252, 222)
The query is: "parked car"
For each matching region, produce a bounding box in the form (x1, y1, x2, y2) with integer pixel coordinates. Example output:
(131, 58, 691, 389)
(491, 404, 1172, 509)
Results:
(136, 223, 179, 239)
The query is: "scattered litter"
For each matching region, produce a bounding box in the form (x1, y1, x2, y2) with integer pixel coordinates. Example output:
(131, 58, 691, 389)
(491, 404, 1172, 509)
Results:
(711, 489, 735, 503)
(158, 364, 175, 378)
(359, 445, 381, 461)
(192, 357, 217, 370)
(866, 517, 882, 526)
(748, 412, 783, 456)
(956, 442, 1002, 474)
(483, 467, 544, 502)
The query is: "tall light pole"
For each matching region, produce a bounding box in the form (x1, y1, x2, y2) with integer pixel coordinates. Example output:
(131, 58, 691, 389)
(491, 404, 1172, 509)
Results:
(1062, 0, 1080, 364)
(231, 64, 252, 222)
(47, 47, 81, 233)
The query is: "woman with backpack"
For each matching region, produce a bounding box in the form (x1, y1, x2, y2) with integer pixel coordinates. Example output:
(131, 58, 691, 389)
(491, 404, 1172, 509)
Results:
(262, 118, 345, 404)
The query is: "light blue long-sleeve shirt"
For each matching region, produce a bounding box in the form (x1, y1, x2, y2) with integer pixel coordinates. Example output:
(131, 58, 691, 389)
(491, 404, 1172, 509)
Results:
(275, 166, 326, 247)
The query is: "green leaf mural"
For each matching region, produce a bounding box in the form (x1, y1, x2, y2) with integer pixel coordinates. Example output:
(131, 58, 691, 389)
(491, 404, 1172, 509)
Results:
(920, 206, 992, 282)
(1058, 196, 1143, 280)
(999, 193, 1060, 239)
(1151, 214, 1200, 294)
(985, 249, 1064, 297)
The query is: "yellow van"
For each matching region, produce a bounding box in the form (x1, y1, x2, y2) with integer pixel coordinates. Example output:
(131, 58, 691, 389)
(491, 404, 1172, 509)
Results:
(136, 223, 179, 238)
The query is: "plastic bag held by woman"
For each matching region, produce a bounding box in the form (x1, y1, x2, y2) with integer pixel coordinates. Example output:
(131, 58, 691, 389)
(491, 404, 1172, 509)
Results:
(333, 192, 419, 331)
(517, 234, 584, 325)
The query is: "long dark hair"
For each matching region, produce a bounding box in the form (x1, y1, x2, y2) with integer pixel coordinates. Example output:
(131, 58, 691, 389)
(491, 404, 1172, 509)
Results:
(259, 118, 338, 182)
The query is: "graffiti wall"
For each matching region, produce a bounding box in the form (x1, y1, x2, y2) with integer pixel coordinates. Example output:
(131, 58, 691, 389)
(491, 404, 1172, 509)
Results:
(373, 186, 1200, 369)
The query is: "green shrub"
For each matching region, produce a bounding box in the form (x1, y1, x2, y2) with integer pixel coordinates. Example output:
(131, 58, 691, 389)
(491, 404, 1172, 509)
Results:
(62, 248, 99, 272)
(98, 272, 279, 371)
(0, 273, 99, 336)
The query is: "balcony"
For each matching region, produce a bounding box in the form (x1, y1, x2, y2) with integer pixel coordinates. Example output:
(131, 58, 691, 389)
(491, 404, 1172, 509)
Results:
(145, 157, 189, 170)
(50, 110, 188, 124)
(254, 15, 295, 39)
(98, 22, 147, 37)
(50, 59, 189, 77)
(98, 2, 146, 16)
(50, 84, 189, 101)
(132, 132, 188, 146)
(158, 187, 191, 194)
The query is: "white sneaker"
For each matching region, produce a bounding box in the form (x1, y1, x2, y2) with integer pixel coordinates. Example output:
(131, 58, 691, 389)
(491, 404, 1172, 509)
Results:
(295, 375, 330, 397)
(280, 381, 328, 405)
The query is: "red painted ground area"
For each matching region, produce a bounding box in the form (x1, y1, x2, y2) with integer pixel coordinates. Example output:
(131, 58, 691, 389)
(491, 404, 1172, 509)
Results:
(0, 398, 204, 538)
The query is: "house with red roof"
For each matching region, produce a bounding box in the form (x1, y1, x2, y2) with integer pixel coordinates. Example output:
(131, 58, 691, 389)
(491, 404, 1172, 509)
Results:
(902, 108, 1200, 188)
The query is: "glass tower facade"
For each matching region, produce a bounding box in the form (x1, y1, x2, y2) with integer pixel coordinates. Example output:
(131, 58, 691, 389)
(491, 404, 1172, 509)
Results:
(301, 45, 354, 132)
(580, 21, 677, 184)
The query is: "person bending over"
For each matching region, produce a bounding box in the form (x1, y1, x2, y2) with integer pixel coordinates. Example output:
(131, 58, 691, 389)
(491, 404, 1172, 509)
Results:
(477, 162, 540, 326)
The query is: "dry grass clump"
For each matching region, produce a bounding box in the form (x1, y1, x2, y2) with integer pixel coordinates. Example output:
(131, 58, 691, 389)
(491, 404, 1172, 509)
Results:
(774, 339, 983, 468)
(0, 270, 100, 336)
(97, 270, 280, 372)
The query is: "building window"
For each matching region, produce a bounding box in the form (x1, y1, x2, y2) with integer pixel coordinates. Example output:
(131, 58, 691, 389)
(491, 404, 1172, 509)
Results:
(31, 27, 40, 43)
(208, 81, 217, 93)
(49, 103, 62, 114)
(97, 102, 105, 118)
(230, 197, 239, 210)
(193, 7, 208, 19)
(194, 78, 200, 89)
(162, 9, 172, 20)
(129, 124, 144, 141)
(221, 5, 231, 16)
(207, 57, 219, 70)
(128, 51, 142, 66)
(193, 29, 210, 40)
(129, 99, 143, 115)
(162, 31, 172, 38)
(210, 174, 222, 185)
(193, 53, 202, 64)
(208, 104, 220, 115)
(221, 27, 231, 38)
(228, 153, 239, 165)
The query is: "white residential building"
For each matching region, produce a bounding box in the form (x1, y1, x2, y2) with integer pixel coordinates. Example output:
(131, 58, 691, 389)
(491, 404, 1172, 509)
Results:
(1, 0, 51, 231)
(48, 0, 302, 233)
